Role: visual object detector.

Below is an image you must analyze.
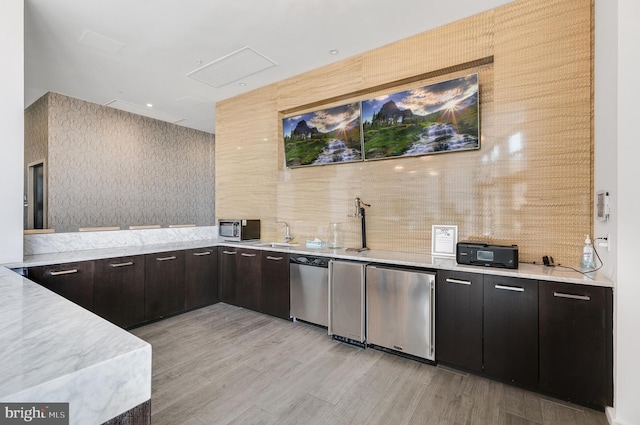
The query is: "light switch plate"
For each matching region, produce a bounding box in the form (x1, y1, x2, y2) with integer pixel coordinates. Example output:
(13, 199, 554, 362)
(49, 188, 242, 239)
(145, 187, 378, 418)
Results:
(596, 190, 610, 222)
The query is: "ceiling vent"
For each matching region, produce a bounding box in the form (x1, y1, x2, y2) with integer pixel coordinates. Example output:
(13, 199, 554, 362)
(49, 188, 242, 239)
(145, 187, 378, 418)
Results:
(104, 100, 185, 124)
(186, 46, 277, 88)
(78, 30, 125, 54)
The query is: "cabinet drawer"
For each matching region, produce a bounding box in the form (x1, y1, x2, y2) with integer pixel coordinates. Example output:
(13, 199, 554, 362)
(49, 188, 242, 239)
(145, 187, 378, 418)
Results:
(28, 261, 95, 311)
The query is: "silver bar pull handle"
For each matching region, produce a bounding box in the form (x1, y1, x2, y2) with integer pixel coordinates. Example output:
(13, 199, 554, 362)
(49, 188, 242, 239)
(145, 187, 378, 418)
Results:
(50, 269, 78, 276)
(266, 256, 283, 261)
(553, 292, 591, 301)
(430, 279, 436, 357)
(446, 278, 472, 285)
(193, 251, 212, 256)
(241, 253, 257, 257)
(494, 284, 524, 292)
(222, 251, 237, 255)
(156, 256, 177, 261)
(110, 262, 134, 268)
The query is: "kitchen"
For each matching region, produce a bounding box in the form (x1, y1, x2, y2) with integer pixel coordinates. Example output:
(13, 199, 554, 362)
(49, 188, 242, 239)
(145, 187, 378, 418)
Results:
(1, 0, 639, 425)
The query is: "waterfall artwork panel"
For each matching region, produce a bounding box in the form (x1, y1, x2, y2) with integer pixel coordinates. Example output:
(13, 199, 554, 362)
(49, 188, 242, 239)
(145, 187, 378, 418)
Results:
(283, 102, 362, 168)
(362, 73, 479, 160)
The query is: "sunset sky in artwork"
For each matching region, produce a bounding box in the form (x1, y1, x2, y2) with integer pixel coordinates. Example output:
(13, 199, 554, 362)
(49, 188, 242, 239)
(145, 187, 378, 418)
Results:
(361, 73, 478, 123)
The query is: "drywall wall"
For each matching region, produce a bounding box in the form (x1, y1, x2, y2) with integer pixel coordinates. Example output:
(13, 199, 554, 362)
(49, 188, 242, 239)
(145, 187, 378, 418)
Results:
(0, 0, 24, 263)
(611, 0, 640, 423)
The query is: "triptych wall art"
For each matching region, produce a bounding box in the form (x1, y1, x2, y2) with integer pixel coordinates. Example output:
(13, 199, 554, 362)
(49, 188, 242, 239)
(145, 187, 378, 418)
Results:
(283, 73, 480, 168)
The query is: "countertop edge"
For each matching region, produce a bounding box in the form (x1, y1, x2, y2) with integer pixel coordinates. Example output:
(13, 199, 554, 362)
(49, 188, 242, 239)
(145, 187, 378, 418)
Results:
(0, 267, 152, 425)
(7, 239, 614, 288)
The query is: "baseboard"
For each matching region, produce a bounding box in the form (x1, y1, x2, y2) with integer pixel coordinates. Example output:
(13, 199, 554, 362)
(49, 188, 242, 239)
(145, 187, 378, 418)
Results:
(606, 407, 615, 425)
(606, 406, 635, 425)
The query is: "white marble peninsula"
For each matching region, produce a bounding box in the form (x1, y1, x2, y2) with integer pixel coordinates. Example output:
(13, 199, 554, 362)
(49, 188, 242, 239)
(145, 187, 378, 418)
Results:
(0, 266, 151, 425)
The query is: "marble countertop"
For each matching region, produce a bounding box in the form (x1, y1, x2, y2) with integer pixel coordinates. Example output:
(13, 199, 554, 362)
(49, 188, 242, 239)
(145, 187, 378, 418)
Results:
(10, 238, 613, 288)
(0, 266, 151, 424)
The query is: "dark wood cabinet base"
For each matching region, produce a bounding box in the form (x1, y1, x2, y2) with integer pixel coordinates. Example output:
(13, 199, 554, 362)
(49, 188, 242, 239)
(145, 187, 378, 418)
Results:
(101, 400, 150, 425)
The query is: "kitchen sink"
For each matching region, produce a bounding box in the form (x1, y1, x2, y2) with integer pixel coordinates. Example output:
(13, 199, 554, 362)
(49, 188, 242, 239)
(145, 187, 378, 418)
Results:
(254, 242, 300, 248)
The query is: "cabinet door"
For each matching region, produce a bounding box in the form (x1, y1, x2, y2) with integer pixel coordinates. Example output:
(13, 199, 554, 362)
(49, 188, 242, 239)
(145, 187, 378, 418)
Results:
(539, 282, 613, 406)
(144, 251, 185, 321)
(185, 247, 218, 310)
(483, 276, 538, 387)
(218, 248, 238, 305)
(436, 270, 483, 372)
(261, 251, 290, 319)
(28, 261, 95, 311)
(236, 248, 262, 312)
(94, 255, 145, 328)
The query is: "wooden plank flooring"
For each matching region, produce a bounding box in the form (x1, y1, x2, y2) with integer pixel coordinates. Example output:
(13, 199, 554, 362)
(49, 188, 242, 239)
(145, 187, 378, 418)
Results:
(130, 303, 609, 425)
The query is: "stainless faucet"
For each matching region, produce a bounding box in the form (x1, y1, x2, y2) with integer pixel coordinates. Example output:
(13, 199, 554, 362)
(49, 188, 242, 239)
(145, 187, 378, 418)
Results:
(278, 221, 293, 243)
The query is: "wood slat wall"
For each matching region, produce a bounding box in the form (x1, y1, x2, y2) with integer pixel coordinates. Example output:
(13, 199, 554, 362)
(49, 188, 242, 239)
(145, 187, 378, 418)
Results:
(215, 0, 593, 264)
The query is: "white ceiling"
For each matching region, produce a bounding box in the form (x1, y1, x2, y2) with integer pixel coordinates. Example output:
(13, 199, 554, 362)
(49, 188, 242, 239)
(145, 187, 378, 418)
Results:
(24, 0, 515, 134)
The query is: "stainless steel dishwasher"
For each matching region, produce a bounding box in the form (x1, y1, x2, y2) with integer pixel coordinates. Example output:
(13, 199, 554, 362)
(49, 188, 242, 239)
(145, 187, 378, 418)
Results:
(290, 254, 331, 327)
(328, 260, 366, 346)
(366, 265, 436, 361)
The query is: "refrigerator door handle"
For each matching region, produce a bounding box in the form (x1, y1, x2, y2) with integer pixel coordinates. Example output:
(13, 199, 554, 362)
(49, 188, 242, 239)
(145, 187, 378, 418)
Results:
(328, 260, 334, 336)
(430, 277, 435, 357)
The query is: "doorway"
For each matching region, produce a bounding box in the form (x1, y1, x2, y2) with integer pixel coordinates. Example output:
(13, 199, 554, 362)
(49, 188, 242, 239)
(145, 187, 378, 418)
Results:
(27, 160, 47, 229)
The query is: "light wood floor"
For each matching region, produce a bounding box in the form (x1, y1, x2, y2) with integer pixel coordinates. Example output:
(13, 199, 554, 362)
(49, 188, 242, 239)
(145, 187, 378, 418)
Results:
(130, 303, 609, 425)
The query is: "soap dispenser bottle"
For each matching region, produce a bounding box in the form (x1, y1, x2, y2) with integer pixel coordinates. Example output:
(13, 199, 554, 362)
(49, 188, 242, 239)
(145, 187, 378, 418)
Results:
(581, 234, 596, 268)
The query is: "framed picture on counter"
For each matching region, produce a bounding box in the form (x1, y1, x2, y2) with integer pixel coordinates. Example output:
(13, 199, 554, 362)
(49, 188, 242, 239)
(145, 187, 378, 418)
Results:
(431, 224, 458, 257)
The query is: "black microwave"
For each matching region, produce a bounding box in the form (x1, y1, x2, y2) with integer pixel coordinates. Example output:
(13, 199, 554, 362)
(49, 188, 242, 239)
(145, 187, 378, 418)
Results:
(218, 219, 261, 241)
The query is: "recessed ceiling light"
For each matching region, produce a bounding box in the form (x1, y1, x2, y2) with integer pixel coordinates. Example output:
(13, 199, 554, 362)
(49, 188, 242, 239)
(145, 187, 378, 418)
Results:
(329, 49, 339, 55)
(146, 103, 153, 108)
(238, 82, 247, 87)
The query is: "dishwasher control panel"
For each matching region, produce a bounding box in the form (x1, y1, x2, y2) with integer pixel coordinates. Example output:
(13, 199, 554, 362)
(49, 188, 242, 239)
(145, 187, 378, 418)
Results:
(290, 255, 330, 268)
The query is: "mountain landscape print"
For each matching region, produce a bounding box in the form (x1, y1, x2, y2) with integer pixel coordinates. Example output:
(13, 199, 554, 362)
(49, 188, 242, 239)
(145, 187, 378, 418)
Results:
(362, 73, 479, 160)
(283, 102, 362, 167)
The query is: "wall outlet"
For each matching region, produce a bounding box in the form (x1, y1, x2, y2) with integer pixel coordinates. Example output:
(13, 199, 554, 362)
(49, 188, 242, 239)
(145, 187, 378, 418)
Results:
(598, 234, 611, 252)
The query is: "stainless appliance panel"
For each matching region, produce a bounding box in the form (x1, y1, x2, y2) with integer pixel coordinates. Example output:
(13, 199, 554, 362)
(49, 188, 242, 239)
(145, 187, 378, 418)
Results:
(366, 266, 435, 360)
(290, 261, 329, 327)
(328, 260, 366, 343)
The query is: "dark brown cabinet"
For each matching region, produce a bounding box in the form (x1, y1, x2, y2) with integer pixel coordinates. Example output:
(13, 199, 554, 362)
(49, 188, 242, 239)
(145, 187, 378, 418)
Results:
(185, 247, 218, 310)
(236, 249, 262, 311)
(144, 250, 185, 321)
(94, 255, 145, 328)
(218, 247, 238, 304)
(261, 251, 290, 319)
(539, 281, 613, 406)
(483, 275, 538, 387)
(218, 247, 289, 319)
(436, 270, 483, 372)
(28, 261, 95, 311)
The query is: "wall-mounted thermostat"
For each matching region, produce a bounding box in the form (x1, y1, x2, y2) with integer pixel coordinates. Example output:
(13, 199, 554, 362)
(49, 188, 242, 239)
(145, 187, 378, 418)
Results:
(596, 190, 610, 222)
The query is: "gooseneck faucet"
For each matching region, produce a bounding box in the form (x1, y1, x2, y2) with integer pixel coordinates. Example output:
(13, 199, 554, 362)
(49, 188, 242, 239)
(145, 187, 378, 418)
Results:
(278, 221, 293, 243)
(347, 197, 371, 252)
